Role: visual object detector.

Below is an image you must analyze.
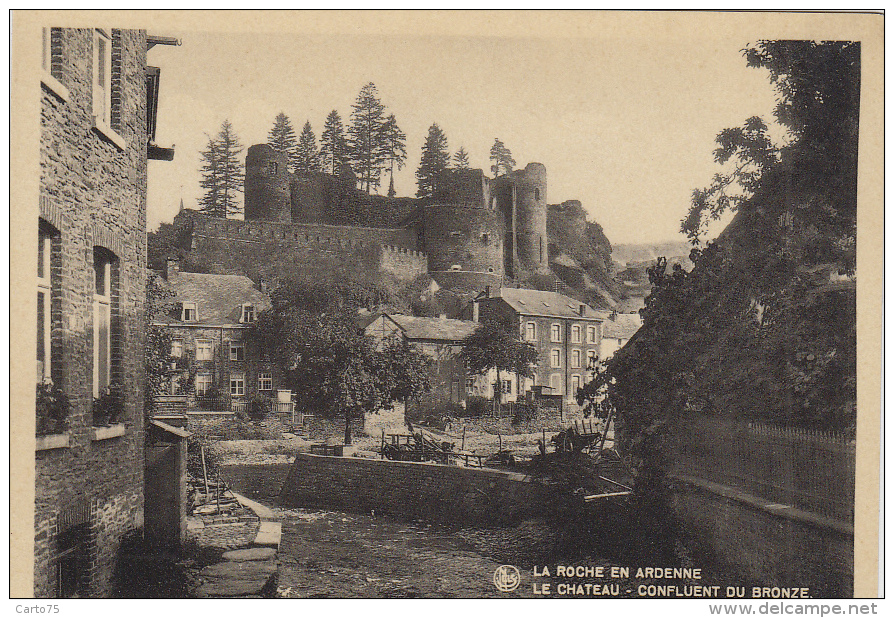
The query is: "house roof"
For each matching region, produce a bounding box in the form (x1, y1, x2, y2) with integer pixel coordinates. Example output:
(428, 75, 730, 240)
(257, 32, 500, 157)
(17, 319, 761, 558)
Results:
(603, 313, 642, 340)
(379, 313, 479, 342)
(481, 287, 603, 320)
(156, 270, 271, 326)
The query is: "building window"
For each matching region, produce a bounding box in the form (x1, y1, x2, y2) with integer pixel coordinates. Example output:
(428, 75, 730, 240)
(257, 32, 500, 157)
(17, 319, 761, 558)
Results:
(587, 325, 597, 343)
(550, 373, 563, 396)
(229, 342, 245, 361)
(230, 373, 245, 397)
(535, 188, 541, 200)
(241, 304, 255, 323)
(466, 376, 475, 391)
(571, 374, 581, 397)
(550, 349, 561, 368)
(196, 339, 213, 361)
(551, 323, 562, 343)
(181, 302, 197, 322)
(37, 222, 58, 383)
(571, 324, 581, 343)
(587, 349, 598, 369)
(501, 379, 511, 394)
(93, 248, 115, 399)
(572, 349, 581, 368)
(195, 373, 212, 396)
(450, 264, 462, 271)
(481, 233, 489, 243)
(171, 338, 183, 358)
(258, 372, 272, 391)
(525, 322, 537, 341)
(268, 161, 278, 175)
(92, 29, 111, 128)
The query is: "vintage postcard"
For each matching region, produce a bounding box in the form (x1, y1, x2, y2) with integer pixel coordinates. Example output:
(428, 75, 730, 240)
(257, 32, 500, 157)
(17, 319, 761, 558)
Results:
(9, 10, 883, 608)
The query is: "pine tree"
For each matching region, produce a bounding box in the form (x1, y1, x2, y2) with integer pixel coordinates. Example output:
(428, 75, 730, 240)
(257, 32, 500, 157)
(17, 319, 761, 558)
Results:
(268, 112, 298, 172)
(216, 119, 245, 217)
(348, 82, 387, 193)
(453, 146, 470, 169)
(490, 138, 516, 177)
(320, 109, 350, 176)
(295, 121, 321, 174)
(198, 133, 223, 217)
(415, 123, 450, 199)
(380, 113, 407, 197)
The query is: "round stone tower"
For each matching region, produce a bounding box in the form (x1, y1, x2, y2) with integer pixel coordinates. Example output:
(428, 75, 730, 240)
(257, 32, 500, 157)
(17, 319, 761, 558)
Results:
(421, 204, 504, 290)
(244, 144, 291, 223)
(514, 162, 549, 273)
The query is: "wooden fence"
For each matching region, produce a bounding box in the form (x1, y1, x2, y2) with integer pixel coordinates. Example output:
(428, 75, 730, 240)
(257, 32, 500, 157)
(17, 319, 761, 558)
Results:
(666, 414, 855, 523)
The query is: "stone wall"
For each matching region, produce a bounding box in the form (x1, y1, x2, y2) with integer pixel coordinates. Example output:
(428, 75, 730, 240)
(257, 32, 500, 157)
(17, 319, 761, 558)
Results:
(279, 453, 549, 526)
(421, 205, 504, 275)
(36, 28, 149, 597)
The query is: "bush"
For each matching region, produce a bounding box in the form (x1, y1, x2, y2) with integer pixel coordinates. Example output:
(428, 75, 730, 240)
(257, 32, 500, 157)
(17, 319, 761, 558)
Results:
(464, 396, 491, 418)
(511, 401, 538, 425)
(406, 398, 464, 430)
(247, 396, 271, 421)
(93, 381, 125, 426)
(36, 382, 68, 436)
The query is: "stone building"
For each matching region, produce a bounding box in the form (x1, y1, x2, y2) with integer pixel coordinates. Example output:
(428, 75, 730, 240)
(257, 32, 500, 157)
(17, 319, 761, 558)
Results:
(154, 258, 273, 409)
(599, 312, 642, 360)
(469, 287, 604, 404)
(35, 27, 174, 597)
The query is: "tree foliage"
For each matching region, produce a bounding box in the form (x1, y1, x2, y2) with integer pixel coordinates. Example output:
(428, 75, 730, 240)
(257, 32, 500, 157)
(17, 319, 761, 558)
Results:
(198, 119, 245, 218)
(489, 138, 516, 177)
(145, 273, 176, 418)
(320, 109, 351, 176)
(415, 123, 450, 199)
(268, 112, 299, 172)
(247, 279, 432, 444)
(459, 318, 538, 404)
(295, 120, 321, 174)
(348, 82, 388, 193)
(380, 114, 407, 198)
(453, 146, 470, 169)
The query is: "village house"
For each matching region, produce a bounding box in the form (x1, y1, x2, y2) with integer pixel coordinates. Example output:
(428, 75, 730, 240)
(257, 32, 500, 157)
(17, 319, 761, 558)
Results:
(34, 27, 175, 597)
(599, 311, 643, 360)
(155, 258, 273, 411)
(468, 287, 605, 405)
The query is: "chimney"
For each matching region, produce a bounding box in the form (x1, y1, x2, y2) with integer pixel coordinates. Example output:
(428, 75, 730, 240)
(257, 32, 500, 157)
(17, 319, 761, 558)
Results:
(579, 304, 586, 317)
(165, 256, 180, 280)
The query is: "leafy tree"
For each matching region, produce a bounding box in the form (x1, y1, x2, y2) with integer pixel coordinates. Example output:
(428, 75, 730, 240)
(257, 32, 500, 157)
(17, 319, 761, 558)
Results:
(295, 120, 321, 174)
(348, 82, 388, 193)
(415, 123, 450, 199)
(319, 109, 351, 176)
(147, 222, 191, 271)
(268, 112, 299, 172)
(453, 146, 470, 169)
(198, 119, 244, 218)
(248, 280, 431, 444)
(459, 318, 538, 410)
(489, 138, 516, 177)
(380, 114, 407, 198)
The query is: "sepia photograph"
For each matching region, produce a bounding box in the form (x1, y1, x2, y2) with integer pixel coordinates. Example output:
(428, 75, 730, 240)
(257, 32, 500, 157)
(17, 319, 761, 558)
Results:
(9, 10, 883, 606)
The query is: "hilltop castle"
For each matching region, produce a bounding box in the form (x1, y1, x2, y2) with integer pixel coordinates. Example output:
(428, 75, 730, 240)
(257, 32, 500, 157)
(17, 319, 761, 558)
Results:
(172, 143, 561, 291)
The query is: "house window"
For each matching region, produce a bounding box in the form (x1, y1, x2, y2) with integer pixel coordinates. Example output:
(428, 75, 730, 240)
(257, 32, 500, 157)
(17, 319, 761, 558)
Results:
(171, 338, 183, 358)
(268, 161, 278, 175)
(181, 302, 197, 322)
(550, 349, 561, 368)
(92, 29, 111, 128)
(230, 373, 245, 397)
(241, 304, 255, 323)
(571, 324, 581, 343)
(195, 373, 212, 396)
(502, 379, 511, 394)
(587, 325, 597, 343)
(229, 342, 245, 361)
(550, 373, 563, 396)
(466, 376, 475, 390)
(258, 372, 272, 391)
(93, 248, 115, 399)
(525, 322, 536, 341)
(551, 323, 562, 343)
(587, 350, 598, 369)
(196, 339, 213, 361)
(571, 374, 581, 396)
(37, 222, 57, 382)
(572, 349, 581, 368)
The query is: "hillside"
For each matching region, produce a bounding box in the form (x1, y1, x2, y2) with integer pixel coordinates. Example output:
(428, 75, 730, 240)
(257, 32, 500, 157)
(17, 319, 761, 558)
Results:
(612, 241, 692, 267)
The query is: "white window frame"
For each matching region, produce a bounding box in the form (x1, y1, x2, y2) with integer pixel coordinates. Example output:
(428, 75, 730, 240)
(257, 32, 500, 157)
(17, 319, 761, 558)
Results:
(571, 324, 581, 343)
(92, 29, 111, 128)
(170, 338, 183, 358)
(587, 349, 598, 369)
(571, 374, 581, 396)
(230, 373, 245, 397)
(240, 304, 255, 323)
(181, 302, 197, 322)
(195, 373, 212, 396)
(550, 348, 561, 368)
(587, 325, 597, 344)
(93, 249, 112, 398)
(572, 349, 581, 368)
(550, 323, 562, 343)
(258, 372, 273, 391)
(229, 341, 245, 362)
(41, 27, 68, 101)
(37, 226, 53, 382)
(466, 376, 475, 391)
(525, 321, 537, 341)
(196, 339, 213, 361)
(502, 379, 511, 394)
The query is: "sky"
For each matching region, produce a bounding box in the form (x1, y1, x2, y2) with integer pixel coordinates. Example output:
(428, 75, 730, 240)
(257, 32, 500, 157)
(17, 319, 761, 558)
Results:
(147, 27, 780, 246)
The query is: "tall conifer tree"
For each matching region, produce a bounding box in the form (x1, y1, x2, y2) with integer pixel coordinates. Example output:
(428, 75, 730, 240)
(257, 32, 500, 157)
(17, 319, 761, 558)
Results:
(348, 82, 387, 193)
(295, 121, 321, 174)
(268, 112, 299, 172)
(199, 119, 244, 218)
(320, 109, 350, 176)
(380, 114, 407, 197)
(415, 123, 450, 199)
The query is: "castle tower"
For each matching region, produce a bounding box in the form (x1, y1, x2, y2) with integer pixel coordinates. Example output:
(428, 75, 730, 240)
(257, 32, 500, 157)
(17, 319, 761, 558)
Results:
(244, 144, 291, 223)
(514, 162, 549, 274)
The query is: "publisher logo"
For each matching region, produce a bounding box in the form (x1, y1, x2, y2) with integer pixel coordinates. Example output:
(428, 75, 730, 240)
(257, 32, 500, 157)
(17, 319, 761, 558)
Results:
(493, 565, 521, 592)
